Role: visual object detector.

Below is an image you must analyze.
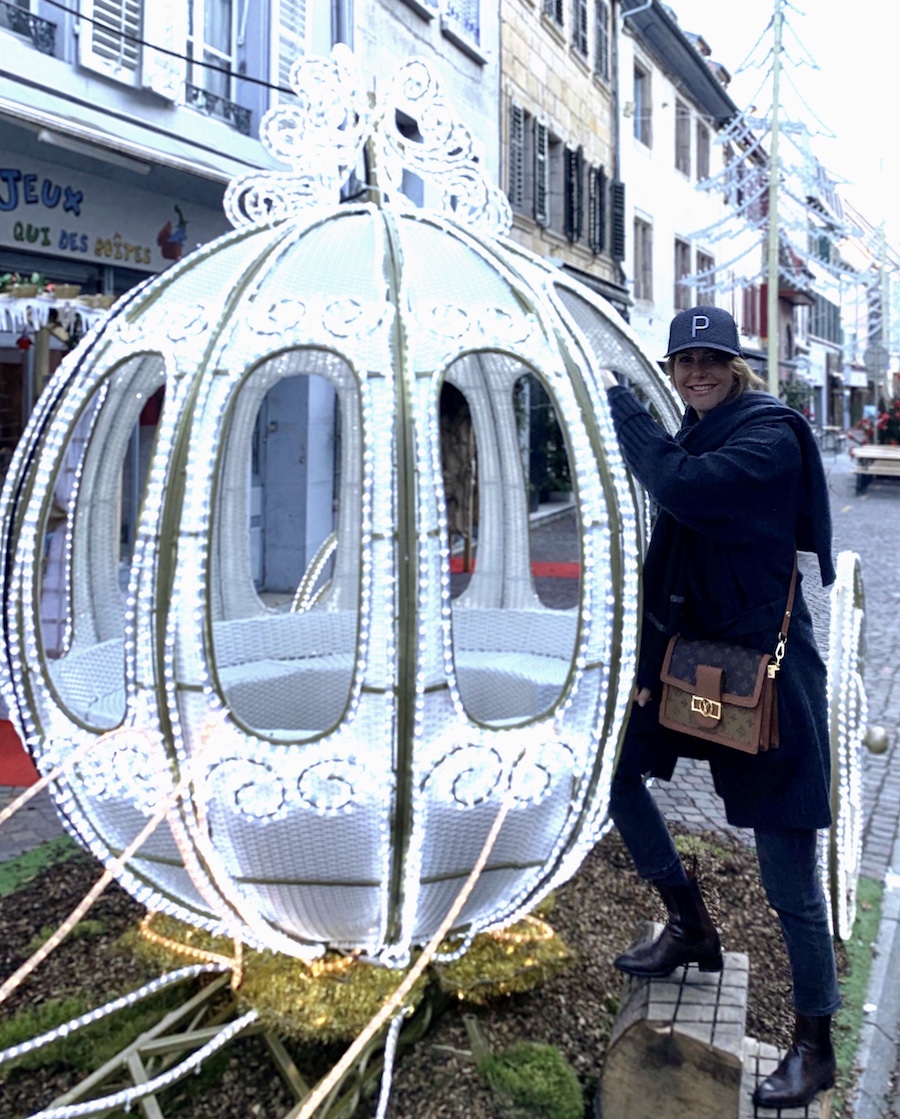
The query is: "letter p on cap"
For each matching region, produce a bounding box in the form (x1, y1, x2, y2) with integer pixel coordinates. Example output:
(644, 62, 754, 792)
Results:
(691, 315, 710, 337)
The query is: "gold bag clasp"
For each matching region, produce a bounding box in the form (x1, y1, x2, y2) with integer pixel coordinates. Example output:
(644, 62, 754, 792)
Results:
(691, 695, 721, 720)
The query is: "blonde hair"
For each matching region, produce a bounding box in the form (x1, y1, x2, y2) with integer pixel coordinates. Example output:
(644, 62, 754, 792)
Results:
(664, 352, 767, 396)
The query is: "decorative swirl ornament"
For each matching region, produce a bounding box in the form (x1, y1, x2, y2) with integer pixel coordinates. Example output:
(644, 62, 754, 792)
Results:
(223, 46, 512, 238)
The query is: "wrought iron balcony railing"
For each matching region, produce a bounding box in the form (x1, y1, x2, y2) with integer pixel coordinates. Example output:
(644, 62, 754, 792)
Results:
(0, 0, 56, 55)
(185, 84, 252, 137)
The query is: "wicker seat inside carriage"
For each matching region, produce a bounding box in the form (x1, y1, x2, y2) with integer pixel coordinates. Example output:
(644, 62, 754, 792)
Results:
(47, 604, 578, 732)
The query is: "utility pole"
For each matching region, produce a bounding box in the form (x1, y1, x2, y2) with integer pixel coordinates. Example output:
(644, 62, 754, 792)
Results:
(765, 0, 783, 397)
(881, 222, 892, 400)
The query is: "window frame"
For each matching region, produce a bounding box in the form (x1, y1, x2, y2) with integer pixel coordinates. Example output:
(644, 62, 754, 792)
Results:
(534, 120, 550, 227)
(543, 0, 564, 28)
(633, 63, 652, 148)
(594, 0, 610, 82)
(588, 164, 607, 254)
(675, 100, 691, 176)
(696, 250, 715, 304)
(564, 145, 585, 243)
(572, 0, 588, 56)
(633, 216, 653, 302)
(696, 120, 710, 182)
(674, 238, 692, 310)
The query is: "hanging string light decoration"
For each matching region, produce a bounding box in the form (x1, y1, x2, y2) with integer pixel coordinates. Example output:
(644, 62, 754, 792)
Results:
(0, 48, 668, 967)
(681, 0, 873, 298)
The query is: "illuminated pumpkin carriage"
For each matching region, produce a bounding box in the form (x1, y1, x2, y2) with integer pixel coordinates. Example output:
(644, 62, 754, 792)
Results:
(0, 52, 680, 967)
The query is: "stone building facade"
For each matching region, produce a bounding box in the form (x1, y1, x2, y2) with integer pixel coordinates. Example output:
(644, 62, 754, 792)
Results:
(501, 0, 629, 312)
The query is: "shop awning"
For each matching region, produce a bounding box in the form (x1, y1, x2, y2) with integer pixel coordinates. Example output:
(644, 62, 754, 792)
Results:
(0, 74, 277, 186)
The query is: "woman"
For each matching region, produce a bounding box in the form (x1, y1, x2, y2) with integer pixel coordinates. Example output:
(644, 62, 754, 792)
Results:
(599, 306, 839, 1111)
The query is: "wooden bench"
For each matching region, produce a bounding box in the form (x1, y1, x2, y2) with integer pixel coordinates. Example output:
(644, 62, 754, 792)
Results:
(851, 444, 900, 493)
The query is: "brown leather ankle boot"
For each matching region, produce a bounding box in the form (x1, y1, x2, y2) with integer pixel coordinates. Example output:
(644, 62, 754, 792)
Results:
(613, 870, 723, 979)
(752, 1013, 836, 1109)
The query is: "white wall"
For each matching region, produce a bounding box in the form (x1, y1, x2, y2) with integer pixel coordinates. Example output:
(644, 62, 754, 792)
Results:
(354, 0, 501, 184)
(618, 26, 760, 357)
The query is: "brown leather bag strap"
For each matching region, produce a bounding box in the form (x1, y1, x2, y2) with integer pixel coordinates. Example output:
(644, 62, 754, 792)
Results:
(780, 558, 798, 640)
(772, 558, 799, 670)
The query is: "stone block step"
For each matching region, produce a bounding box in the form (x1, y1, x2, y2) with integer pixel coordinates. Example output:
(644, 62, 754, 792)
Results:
(600, 921, 749, 1119)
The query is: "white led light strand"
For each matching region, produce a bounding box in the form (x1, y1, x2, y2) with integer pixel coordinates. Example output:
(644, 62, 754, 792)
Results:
(0, 965, 227, 1066)
(26, 1011, 258, 1119)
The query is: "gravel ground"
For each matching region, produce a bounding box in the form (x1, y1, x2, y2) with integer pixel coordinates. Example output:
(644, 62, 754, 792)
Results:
(0, 821, 848, 1119)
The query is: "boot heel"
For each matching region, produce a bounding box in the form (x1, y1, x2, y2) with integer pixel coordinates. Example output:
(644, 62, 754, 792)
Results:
(696, 950, 724, 972)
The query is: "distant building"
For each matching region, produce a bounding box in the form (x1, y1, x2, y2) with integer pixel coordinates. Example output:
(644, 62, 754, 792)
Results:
(617, 0, 742, 357)
(500, 0, 628, 313)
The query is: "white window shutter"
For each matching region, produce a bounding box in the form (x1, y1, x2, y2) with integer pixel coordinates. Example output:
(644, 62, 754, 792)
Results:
(273, 0, 307, 106)
(142, 0, 187, 101)
(534, 120, 549, 227)
(508, 101, 525, 210)
(79, 0, 141, 87)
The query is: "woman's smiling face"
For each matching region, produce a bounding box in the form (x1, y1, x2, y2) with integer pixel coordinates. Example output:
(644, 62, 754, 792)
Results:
(672, 348, 737, 416)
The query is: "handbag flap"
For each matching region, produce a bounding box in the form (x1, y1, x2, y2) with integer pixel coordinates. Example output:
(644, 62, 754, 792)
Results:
(660, 637, 771, 708)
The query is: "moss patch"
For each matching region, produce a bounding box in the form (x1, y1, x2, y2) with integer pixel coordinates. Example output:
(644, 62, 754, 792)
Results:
(0, 833, 80, 898)
(0, 985, 186, 1078)
(479, 1041, 585, 1119)
(833, 876, 883, 1117)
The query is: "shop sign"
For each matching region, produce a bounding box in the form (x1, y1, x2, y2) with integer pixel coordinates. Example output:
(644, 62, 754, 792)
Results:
(0, 154, 230, 273)
(805, 349, 826, 388)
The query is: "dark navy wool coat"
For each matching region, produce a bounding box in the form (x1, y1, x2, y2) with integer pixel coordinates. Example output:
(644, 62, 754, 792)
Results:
(606, 385, 835, 830)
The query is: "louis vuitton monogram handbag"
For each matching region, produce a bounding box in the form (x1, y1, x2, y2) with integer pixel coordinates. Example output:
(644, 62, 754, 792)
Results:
(658, 562, 798, 755)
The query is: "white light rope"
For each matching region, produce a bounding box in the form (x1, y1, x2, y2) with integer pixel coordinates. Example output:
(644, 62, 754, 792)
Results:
(374, 1010, 409, 1119)
(26, 1011, 259, 1119)
(0, 966, 227, 1066)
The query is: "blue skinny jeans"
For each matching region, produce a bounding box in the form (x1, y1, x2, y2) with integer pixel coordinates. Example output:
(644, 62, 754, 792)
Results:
(608, 772, 841, 1017)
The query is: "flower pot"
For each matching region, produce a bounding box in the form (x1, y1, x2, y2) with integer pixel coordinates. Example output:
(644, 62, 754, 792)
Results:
(10, 284, 40, 298)
(53, 284, 82, 300)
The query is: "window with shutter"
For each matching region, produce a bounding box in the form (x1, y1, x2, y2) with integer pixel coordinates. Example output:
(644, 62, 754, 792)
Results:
(572, 0, 587, 56)
(594, 0, 609, 82)
(610, 179, 626, 262)
(543, 0, 564, 27)
(78, 0, 141, 86)
(508, 102, 526, 212)
(588, 164, 606, 254)
(534, 121, 549, 227)
(272, 0, 307, 106)
(564, 146, 584, 243)
(444, 0, 480, 48)
(143, 0, 187, 101)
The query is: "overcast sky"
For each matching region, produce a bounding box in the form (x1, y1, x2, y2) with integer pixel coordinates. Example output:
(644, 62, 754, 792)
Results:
(667, 0, 899, 244)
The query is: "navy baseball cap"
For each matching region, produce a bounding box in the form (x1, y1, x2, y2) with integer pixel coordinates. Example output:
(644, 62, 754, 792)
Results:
(665, 306, 742, 358)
